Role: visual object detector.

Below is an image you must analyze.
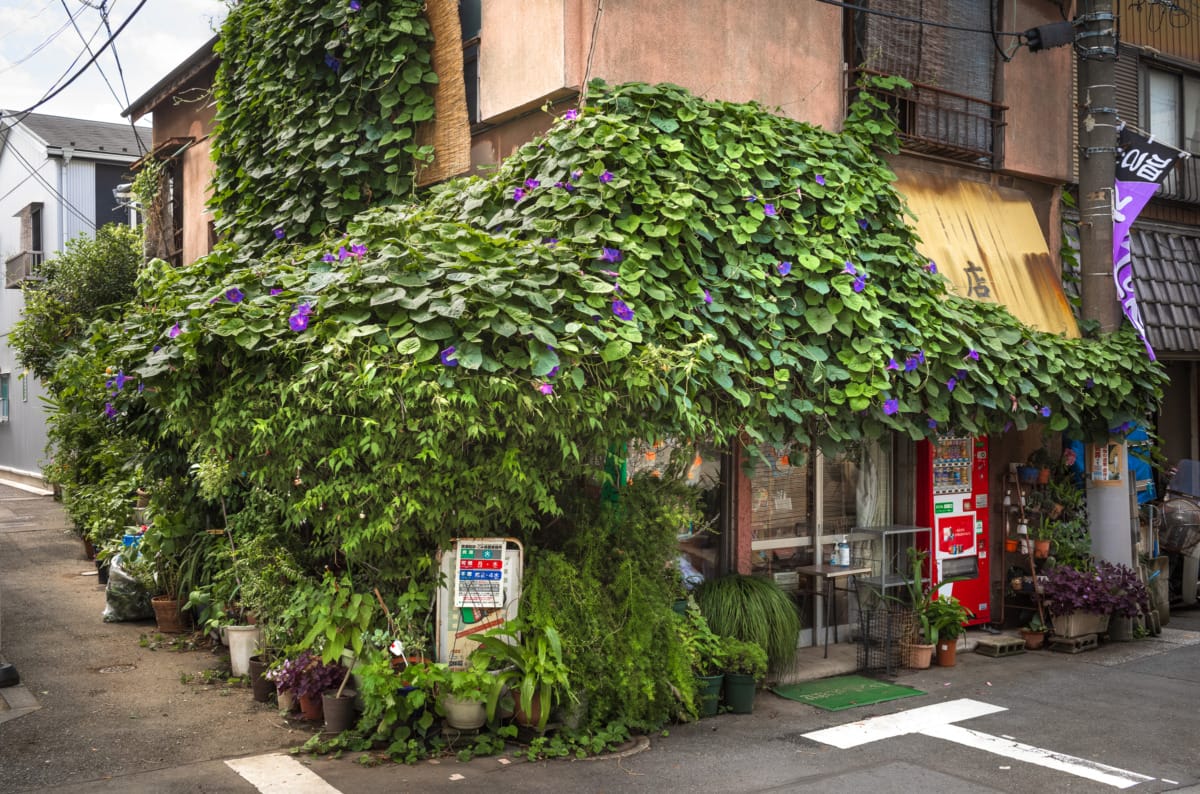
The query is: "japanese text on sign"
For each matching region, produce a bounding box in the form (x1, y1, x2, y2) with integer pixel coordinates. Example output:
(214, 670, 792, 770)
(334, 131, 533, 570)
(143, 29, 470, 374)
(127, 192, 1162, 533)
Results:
(455, 540, 507, 609)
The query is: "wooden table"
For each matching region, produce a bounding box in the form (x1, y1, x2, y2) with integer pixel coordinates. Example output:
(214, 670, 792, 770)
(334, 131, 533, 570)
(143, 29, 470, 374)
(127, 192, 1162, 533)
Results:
(795, 563, 873, 658)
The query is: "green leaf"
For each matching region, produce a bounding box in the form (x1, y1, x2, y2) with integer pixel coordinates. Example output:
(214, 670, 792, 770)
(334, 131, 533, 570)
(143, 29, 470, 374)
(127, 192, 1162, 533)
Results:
(601, 339, 632, 362)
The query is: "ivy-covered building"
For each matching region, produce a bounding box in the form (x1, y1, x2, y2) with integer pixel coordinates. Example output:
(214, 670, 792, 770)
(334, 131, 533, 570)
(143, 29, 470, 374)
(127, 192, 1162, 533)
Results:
(131, 0, 1163, 654)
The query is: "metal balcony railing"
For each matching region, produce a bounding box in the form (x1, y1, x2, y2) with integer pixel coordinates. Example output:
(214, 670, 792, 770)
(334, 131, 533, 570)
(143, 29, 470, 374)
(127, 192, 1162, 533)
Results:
(848, 69, 1008, 168)
(1156, 155, 1200, 205)
(4, 250, 43, 289)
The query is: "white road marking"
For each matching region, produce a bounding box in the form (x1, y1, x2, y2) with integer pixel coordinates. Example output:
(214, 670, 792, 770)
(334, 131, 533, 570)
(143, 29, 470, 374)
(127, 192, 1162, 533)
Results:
(924, 724, 1154, 789)
(804, 698, 1154, 789)
(225, 753, 341, 793)
(802, 698, 1005, 749)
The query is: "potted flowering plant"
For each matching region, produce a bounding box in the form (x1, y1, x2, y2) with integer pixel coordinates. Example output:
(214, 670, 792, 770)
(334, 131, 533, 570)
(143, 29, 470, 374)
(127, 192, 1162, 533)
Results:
(267, 651, 345, 721)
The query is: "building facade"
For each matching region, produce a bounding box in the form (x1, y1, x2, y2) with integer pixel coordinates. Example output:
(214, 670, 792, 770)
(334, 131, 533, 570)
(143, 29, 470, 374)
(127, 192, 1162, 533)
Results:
(0, 111, 142, 484)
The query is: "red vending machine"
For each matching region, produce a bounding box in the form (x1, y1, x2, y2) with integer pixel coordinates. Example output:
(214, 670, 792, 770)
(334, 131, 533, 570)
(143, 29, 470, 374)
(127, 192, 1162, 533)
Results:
(915, 436, 990, 625)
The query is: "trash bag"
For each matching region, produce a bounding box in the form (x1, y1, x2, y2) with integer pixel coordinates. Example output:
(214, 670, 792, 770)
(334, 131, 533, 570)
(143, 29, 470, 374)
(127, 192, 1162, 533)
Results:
(102, 553, 154, 622)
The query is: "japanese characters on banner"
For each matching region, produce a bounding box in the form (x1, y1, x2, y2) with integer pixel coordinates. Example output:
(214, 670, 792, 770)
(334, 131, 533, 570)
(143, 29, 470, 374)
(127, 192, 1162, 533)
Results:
(1113, 126, 1187, 361)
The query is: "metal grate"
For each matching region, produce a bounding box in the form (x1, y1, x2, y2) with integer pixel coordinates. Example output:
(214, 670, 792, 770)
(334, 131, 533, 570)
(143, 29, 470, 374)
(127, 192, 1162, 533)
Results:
(856, 601, 914, 677)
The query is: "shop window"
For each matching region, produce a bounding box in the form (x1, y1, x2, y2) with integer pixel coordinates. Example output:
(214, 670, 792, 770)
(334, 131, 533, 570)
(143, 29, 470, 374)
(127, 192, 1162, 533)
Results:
(750, 441, 892, 582)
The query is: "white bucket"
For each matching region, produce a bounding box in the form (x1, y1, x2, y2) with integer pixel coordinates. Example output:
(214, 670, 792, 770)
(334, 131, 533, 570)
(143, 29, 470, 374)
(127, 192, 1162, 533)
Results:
(226, 625, 261, 677)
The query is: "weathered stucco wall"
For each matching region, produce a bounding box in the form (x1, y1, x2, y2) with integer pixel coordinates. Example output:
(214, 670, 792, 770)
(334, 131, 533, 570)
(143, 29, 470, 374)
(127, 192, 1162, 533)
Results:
(998, 1, 1075, 182)
(477, 0, 844, 143)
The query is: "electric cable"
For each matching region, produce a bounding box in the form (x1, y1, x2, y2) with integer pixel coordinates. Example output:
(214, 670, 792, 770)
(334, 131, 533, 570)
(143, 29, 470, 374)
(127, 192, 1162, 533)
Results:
(8, 0, 150, 123)
(815, 0, 1026, 38)
(0, 1, 90, 75)
(0, 0, 60, 50)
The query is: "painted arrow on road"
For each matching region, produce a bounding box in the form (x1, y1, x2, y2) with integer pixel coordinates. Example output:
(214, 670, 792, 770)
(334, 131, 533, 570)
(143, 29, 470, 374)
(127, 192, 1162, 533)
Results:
(803, 698, 1155, 789)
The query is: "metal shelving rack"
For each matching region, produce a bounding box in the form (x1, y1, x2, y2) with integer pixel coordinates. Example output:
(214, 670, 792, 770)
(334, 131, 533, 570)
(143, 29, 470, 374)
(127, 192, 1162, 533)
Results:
(856, 524, 933, 604)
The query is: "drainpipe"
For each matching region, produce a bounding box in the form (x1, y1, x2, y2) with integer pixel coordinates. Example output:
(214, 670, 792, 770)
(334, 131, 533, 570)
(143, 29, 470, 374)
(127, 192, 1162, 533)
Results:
(55, 146, 74, 252)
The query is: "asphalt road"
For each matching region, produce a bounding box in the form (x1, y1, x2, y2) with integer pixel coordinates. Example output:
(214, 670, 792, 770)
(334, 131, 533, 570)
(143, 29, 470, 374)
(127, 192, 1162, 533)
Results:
(3, 484, 1200, 793)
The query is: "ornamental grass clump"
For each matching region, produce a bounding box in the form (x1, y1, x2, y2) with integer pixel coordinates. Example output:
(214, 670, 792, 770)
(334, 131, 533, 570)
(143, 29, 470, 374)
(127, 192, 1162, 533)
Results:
(694, 574, 799, 671)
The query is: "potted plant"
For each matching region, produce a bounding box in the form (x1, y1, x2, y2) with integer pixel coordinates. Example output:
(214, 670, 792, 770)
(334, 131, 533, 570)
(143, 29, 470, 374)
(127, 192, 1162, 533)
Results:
(475, 620, 575, 732)
(720, 636, 767, 714)
(269, 651, 345, 721)
(1020, 614, 1048, 650)
(1099, 561, 1151, 642)
(1041, 564, 1112, 638)
(422, 658, 494, 731)
(676, 605, 726, 718)
(1029, 515, 1056, 560)
(897, 547, 936, 668)
(693, 573, 800, 673)
(924, 592, 972, 666)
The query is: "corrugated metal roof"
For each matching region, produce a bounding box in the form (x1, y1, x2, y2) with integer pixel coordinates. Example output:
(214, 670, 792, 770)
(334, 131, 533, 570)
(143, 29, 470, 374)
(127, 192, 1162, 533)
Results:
(1129, 226, 1200, 355)
(1, 111, 144, 158)
(894, 169, 1080, 338)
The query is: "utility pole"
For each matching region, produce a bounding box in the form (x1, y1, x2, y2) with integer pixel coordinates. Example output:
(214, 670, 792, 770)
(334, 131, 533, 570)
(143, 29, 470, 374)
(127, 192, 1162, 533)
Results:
(1076, 0, 1137, 569)
(1076, 0, 1120, 331)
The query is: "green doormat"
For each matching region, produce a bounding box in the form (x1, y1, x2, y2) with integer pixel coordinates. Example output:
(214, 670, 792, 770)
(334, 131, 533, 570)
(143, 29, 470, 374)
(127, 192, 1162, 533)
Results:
(771, 675, 925, 712)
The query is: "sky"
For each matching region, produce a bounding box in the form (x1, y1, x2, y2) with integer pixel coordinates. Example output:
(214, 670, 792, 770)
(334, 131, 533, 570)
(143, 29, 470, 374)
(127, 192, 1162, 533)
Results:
(0, 0, 227, 125)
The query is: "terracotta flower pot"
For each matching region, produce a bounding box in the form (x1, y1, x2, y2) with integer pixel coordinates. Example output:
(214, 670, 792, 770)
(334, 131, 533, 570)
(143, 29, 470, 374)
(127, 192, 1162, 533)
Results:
(904, 641, 935, 669)
(936, 639, 958, 667)
(1020, 629, 1046, 650)
(298, 692, 323, 721)
(151, 595, 190, 634)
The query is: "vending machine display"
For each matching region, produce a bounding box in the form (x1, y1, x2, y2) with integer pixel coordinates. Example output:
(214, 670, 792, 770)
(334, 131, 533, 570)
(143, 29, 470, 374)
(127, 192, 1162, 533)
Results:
(916, 436, 990, 625)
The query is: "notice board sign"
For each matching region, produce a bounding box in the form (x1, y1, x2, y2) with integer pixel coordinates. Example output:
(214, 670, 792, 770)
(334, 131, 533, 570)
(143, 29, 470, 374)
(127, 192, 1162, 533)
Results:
(437, 538, 523, 670)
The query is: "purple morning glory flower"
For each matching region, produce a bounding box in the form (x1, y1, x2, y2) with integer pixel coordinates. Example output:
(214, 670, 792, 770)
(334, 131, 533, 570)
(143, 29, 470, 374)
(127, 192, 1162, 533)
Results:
(288, 312, 309, 332)
(513, 187, 526, 202)
(843, 261, 857, 276)
(570, 169, 582, 181)
(966, 349, 980, 361)
(538, 382, 554, 395)
(325, 53, 341, 72)
(114, 370, 126, 392)
(564, 108, 579, 121)
(350, 243, 367, 258)
(600, 170, 614, 184)
(296, 302, 313, 317)
(703, 289, 712, 305)
(815, 174, 826, 186)
(273, 227, 285, 240)
(440, 346, 458, 367)
(600, 247, 623, 263)
(544, 237, 559, 246)
(1085, 377, 1095, 390)
(1040, 406, 1051, 418)
(763, 203, 777, 217)
(916, 350, 925, 365)
(947, 377, 958, 392)
(927, 418, 938, 429)
(883, 398, 899, 416)
(956, 368, 967, 379)
(547, 366, 559, 378)
(104, 403, 117, 419)
(612, 299, 634, 322)
(152, 345, 161, 353)
(858, 218, 868, 230)
(926, 260, 938, 274)
(776, 261, 792, 276)
(137, 382, 145, 394)
(270, 288, 283, 296)
(226, 288, 244, 303)
(524, 178, 540, 190)
(337, 246, 350, 261)
(886, 358, 899, 371)
(904, 356, 920, 372)
(168, 323, 181, 339)
(852, 276, 866, 293)
(349, 0, 361, 10)
(322, 252, 335, 263)
(745, 195, 757, 203)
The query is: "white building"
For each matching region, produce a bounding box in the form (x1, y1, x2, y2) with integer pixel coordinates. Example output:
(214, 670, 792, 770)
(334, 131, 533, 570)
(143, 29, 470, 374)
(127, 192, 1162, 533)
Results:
(0, 111, 143, 486)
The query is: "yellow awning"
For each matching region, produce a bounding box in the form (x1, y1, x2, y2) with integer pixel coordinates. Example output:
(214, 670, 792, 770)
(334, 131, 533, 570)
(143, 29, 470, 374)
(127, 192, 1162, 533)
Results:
(894, 169, 1079, 338)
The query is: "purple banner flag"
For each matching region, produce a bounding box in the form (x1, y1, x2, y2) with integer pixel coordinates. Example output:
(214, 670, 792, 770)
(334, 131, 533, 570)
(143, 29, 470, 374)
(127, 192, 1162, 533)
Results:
(1113, 127, 1186, 360)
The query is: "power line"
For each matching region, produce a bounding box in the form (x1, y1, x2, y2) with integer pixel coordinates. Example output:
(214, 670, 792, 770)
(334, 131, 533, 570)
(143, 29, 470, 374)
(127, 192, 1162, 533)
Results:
(0, 1, 90, 76)
(9, 0, 150, 123)
(816, 0, 1026, 38)
(98, 1, 144, 154)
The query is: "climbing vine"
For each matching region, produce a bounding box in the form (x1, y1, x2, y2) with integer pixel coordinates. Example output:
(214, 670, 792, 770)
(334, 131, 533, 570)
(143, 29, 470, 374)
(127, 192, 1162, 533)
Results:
(209, 0, 437, 248)
(105, 77, 1166, 584)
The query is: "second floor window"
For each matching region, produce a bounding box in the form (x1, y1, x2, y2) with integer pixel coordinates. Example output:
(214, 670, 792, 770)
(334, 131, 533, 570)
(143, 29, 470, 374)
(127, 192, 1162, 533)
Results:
(1144, 67, 1200, 154)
